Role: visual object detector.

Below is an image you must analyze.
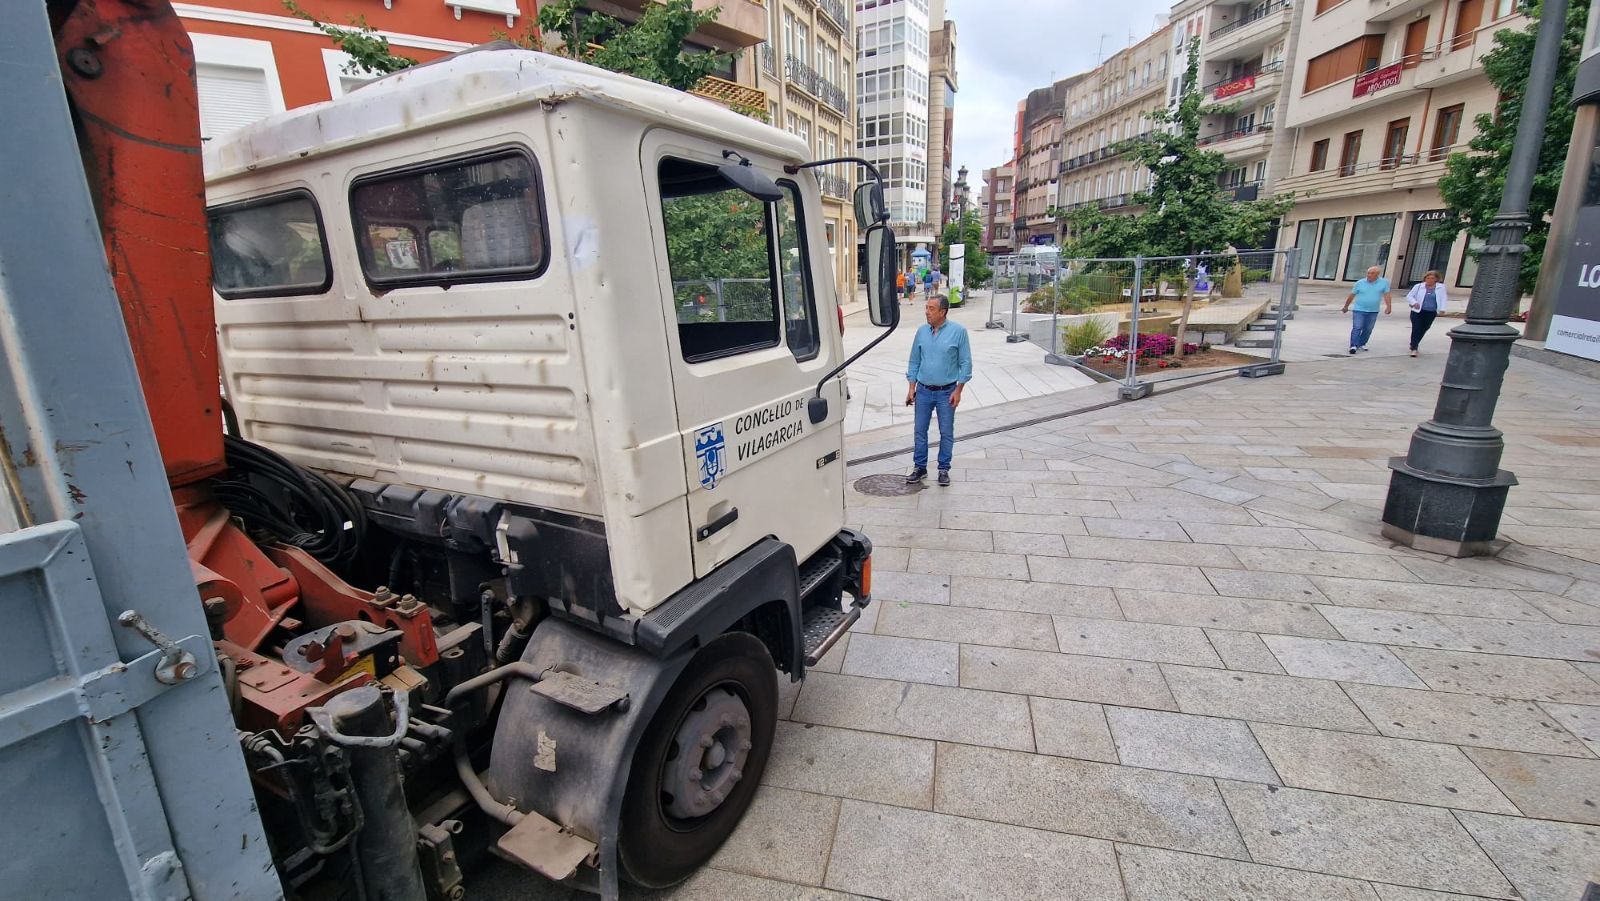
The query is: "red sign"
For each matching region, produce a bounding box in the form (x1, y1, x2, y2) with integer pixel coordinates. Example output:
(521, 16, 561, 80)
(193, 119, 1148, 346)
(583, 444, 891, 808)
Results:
(1214, 75, 1257, 99)
(1353, 62, 1403, 98)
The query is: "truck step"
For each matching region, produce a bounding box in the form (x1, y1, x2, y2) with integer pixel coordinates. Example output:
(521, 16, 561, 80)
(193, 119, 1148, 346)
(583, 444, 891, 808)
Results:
(801, 603, 860, 667)
(797, 554, 844, 602)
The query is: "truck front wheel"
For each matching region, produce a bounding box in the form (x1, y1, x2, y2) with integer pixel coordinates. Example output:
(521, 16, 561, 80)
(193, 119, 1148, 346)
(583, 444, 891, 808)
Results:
(618, 632, 777, 888)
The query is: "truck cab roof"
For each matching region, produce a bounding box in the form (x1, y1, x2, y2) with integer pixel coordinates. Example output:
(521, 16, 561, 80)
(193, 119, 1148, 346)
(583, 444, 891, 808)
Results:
(203, 47, 808, 181)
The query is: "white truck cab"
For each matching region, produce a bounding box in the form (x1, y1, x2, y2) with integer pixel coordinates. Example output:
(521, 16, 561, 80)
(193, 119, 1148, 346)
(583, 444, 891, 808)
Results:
(203, 46, 900, 897)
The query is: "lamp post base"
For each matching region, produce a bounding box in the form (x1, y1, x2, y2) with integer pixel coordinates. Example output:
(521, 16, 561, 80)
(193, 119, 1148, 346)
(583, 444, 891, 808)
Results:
(1381, 457, 1517, 557)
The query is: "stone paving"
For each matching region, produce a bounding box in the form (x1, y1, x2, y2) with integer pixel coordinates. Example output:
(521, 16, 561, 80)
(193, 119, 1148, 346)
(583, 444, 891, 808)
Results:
(490, 350, 1600, 901)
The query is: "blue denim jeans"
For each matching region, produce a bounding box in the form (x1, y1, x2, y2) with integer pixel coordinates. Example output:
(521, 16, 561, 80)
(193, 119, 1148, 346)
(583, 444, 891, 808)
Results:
(1350, 310, 1379, 349)
(912, 383, 956, 471)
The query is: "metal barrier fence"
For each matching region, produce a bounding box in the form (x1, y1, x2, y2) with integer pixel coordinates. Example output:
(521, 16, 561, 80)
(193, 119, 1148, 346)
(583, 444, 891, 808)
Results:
(674, 278, 778, 323)
(1005, 248, 1301, 399)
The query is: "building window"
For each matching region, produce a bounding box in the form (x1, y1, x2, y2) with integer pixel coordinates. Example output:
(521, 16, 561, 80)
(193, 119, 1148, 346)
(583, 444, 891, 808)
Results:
(1339, 130, 1363, 177)
(1315, 0, 1349, 13)
(1432, 104, 1465, 159)
(1457, 234, 1485, 287)
(1310, 139, 1330, 171)
(1381, 118, 1410, 169)
(1315, 218, 1346, 279)
(1452, 0, 1485, 50)
(1343, 213, 1398, 280)
(1304, 35, 1385, 92)
(191, 33, 286, 142)
(1293, 219, 1319, 279)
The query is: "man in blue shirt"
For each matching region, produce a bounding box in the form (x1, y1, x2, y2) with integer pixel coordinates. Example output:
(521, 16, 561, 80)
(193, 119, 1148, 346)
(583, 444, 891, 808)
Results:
(1341, 265, 1393, 354)
(905, 294, 973, 486)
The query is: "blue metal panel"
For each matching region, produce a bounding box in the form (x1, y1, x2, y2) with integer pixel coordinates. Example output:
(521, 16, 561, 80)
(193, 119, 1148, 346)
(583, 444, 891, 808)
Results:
(0, 4, 278, 899)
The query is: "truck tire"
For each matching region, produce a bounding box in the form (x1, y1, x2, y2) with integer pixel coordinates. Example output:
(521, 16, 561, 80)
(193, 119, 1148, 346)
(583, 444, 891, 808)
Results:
(618, 631, 777, 888)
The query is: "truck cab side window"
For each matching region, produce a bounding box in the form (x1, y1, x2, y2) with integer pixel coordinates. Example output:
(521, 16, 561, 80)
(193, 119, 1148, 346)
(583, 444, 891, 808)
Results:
(350, 149, 547, 287)
(208, 191, 332, 299)
(659, 158, 781, 362)
(775, 182, 820, 361)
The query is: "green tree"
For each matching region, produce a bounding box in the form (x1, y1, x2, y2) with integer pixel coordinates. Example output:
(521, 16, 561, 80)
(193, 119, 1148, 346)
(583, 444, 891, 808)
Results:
(1430, 0, 1589, 294)
(938, 210, 992, 287)
(529, 0, 738, 91)
(1053, 37, 1294, 352)
(283, 1, 416, 75)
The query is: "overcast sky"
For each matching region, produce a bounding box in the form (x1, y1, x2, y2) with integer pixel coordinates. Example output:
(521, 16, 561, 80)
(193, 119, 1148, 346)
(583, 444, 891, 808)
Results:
(944, 0, 1174, 188)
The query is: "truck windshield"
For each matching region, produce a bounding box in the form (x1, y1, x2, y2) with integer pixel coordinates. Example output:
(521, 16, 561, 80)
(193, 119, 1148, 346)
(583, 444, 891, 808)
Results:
(659, 158, 781, 363)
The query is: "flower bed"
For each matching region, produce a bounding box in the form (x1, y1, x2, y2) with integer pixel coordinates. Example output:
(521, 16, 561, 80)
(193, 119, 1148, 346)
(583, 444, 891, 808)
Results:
(1083, 333, 1208, 370)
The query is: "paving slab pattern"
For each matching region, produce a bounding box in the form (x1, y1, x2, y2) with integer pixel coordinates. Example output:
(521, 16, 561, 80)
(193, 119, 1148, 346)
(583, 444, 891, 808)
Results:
(482, 352, 1600, 900)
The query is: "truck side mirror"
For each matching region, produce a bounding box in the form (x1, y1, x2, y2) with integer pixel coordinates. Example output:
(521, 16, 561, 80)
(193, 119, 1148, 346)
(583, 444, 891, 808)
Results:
(853, 182, 887, 229)
(865, 226, 899, 328)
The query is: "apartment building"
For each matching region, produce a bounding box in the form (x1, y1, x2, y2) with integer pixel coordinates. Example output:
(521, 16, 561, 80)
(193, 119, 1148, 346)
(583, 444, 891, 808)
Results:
(982, 162, 1017, 253)
(927, 1, 959, 229)
(758, 0, 858, 299)
(177, 1, 770, 140)
(1167, 0, 1301, 204)
(1057, 26, 1173, 231)
(855, 0, 937, 252)
(1274, 0, 1527, 288)
(1013, 78, 1073, 246)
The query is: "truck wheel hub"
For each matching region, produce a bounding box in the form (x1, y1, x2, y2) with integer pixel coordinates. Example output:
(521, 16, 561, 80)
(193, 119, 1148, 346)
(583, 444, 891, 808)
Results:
(663, 686, 751, 820)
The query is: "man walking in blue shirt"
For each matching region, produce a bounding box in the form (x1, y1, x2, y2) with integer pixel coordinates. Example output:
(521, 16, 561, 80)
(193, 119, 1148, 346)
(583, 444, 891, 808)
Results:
(905, 294, 973, 486)
(1341, 266, 1393, 354)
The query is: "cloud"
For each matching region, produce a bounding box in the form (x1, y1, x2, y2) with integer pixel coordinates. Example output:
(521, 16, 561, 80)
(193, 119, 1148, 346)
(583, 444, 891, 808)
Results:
(941, 0, 1173, 186)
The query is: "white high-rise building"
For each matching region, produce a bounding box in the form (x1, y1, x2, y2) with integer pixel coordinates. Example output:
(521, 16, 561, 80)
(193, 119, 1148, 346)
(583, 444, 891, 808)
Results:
(856, 0, 935, 250)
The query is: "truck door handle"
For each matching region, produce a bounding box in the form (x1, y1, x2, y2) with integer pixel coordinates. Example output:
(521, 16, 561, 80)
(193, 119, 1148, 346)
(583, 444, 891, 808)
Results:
(696, 507, 739, 541)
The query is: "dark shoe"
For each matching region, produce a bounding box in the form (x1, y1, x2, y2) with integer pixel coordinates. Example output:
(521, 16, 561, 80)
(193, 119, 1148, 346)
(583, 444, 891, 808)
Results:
(1349, 347, 1357, 355)
(937, 470, 951, 487)
(906, 467, 927, 485)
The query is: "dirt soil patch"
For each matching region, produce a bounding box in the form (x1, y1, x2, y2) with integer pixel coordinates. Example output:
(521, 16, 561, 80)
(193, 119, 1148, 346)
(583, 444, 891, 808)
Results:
(1084, 347, 1264, 374)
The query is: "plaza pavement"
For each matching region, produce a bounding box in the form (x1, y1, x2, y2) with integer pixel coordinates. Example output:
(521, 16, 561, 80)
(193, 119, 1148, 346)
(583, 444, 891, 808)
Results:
(489, 343, 1600, 900)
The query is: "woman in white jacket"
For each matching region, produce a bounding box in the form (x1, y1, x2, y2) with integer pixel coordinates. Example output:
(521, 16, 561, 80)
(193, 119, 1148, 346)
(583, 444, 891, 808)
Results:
(1406, 271, 1449, 357)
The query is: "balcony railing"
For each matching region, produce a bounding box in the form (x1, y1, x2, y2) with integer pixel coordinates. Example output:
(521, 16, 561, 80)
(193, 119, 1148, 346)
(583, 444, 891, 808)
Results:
(784, 53, 848, 115)
(1226, 180, 1263, 200)
(1203, 59, 1285, 98)
(761, 42, 777, 77)
(817, 0, 850, 33)
(690, 74, 769, 113)
(817, 171, 849, 199)
(1210, 0, 1292, 38)
(1197, 121, 1272, 146)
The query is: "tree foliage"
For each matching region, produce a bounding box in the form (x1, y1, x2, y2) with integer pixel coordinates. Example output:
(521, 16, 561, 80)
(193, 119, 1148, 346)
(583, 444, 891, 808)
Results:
(529, 0, 739, 91)
(1055, 38, 1294, 277)
(939, 210, 992, 286)
(283, 1, 416, 75)
(1430, 0, 1589, 294)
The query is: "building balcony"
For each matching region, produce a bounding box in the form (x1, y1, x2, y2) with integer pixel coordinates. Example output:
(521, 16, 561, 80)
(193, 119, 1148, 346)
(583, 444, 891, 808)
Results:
(1227, 180, 1263, 201)
(1198, 121, 1273, 157)
(1412, 17, 1525, 89)
(690, 74, 769, 113)
(1284, 58, 1419, 128)
(817, 171, 850, 199)
(784, 53, 849, 115)
(1367, 0, 1433, 22)
(1207, 0, 1294, 60)
(817, 0, 851, 34)
(1205, 60, 1284, 105)
(606, 0, 768, 47)
(1275, 143, 1464, 202)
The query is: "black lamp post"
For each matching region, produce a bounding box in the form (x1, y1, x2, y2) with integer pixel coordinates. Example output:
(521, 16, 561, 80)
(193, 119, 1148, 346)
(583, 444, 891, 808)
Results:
(1381, 0, 1569, 556)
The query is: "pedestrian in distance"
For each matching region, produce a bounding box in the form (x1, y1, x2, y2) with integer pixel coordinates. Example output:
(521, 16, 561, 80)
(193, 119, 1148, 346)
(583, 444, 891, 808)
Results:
(923, 266, 937, 298)
(1341, 266, 1392, 354)
(1405, 270, 1449, 357)
(905, 294, 972, 488)
(903, 269, 916, 302)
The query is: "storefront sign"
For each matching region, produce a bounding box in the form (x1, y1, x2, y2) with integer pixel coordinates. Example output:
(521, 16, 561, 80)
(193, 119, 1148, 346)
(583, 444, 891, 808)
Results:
(1547, 205, 1600, 363)
(1214, 75, 1257, 99)
(1413, 209, 1451, 223)
(1353, 63, 1403, 98)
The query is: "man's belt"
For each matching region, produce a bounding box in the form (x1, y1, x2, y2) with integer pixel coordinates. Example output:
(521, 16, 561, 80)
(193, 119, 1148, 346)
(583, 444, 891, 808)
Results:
(920, 382, 956, 391)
